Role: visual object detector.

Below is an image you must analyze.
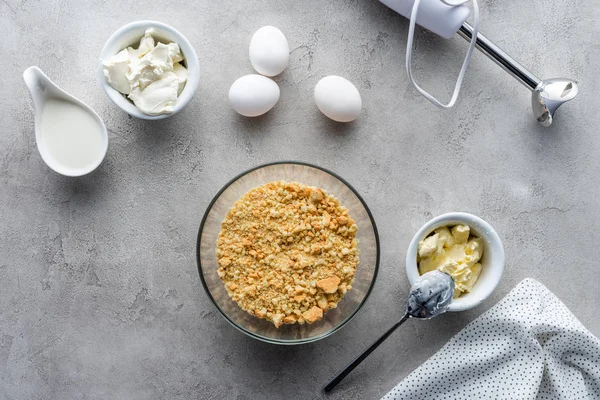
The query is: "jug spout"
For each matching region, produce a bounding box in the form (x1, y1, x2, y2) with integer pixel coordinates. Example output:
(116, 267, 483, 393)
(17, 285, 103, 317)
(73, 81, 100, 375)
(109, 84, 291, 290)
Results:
(23, 66, 54, 110)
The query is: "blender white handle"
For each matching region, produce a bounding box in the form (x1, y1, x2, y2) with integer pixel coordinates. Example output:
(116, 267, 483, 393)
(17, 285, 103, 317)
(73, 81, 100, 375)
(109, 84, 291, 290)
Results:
(378, 0, 470, 39)
(405, 0, 479, 109)
(441, 0, 469, 5)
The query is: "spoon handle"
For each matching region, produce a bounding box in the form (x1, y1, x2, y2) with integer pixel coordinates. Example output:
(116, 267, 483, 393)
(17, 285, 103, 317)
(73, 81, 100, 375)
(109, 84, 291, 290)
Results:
(324, 313, 410, 392)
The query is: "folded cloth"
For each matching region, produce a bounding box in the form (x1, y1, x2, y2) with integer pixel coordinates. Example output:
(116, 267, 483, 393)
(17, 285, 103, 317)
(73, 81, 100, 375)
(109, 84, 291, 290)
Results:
(382, 279, 600, 400)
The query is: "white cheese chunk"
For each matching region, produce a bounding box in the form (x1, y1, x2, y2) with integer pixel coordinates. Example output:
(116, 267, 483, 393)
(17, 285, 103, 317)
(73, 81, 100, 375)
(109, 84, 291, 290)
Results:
(102, 28, 188, 115)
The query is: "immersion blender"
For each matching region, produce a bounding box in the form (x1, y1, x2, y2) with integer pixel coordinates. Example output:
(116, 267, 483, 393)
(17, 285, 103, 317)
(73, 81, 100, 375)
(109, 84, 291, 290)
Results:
(380, 0, 578, 127)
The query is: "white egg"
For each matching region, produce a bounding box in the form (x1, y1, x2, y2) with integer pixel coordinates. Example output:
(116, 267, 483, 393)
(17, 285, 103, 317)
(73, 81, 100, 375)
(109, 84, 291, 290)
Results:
(229, 74, 280, 117)
(249, 26, 290, 77)
(314, 76, 362, 122)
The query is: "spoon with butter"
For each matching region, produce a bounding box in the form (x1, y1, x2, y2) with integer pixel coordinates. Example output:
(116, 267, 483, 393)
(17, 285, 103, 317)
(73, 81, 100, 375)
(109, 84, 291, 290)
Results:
(324, 270, 455, 392)
(23, 66, 108, 177)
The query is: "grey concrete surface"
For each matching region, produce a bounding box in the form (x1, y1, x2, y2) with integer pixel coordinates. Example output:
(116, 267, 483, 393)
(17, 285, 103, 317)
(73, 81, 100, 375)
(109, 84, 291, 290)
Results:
(1, 0, 599, 398)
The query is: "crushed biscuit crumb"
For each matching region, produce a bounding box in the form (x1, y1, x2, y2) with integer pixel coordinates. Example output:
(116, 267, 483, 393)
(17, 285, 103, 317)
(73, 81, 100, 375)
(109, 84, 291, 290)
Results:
(216, 181, 359, 328)
(316, 276, 341, 294)
(302, 306, 323, 324)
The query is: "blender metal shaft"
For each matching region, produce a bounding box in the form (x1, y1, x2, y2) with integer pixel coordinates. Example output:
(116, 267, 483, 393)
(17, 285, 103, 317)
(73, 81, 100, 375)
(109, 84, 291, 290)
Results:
(457, 22, 578, 127)
(458, 22, 539, 90)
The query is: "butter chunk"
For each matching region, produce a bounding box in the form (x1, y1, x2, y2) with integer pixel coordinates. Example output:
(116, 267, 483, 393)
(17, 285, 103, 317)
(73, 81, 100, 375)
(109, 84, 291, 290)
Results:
(440, 261, 475, 297)
(418, 233, 439, 258)
(439, 261, 471, 285)
(463, 262, 482, 293)
(451, 225, 470, 244)
(417, 225, 484, 299)
(434, 227, 454, 248)
(465, 238, 483, 264)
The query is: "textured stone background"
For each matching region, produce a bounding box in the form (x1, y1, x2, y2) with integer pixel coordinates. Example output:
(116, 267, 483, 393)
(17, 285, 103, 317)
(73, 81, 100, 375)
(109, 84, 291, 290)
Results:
(1, 0, 599, 399)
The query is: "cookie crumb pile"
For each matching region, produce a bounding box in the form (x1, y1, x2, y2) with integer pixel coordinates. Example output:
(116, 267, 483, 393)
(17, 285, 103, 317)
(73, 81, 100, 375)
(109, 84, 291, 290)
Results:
(216, 181, 359, 328)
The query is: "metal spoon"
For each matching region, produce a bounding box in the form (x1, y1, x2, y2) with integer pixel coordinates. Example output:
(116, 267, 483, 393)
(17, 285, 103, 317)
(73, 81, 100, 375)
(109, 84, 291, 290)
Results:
(323, 271, 455, 392)
(457, 23, 579, 127)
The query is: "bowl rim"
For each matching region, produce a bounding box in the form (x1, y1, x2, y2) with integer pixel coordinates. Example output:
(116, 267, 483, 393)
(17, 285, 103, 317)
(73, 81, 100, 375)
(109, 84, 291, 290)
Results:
(196, 161, 380, 345)
(98, 20, 200, 120)
(405, 212, 505, 312)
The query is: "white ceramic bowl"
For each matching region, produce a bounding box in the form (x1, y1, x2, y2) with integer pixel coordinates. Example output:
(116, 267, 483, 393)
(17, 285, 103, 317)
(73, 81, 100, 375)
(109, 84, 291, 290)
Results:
(406, 212, 505, 312)
(98, 20, 200, 120)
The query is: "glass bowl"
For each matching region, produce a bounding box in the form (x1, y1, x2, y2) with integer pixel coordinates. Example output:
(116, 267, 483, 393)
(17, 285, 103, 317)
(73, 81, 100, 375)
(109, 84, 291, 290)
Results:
(196, 162, 380, 345)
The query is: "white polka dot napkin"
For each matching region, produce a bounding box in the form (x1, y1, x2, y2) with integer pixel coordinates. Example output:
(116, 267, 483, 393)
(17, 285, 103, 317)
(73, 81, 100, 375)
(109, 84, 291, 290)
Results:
(383, 279, 600, 400)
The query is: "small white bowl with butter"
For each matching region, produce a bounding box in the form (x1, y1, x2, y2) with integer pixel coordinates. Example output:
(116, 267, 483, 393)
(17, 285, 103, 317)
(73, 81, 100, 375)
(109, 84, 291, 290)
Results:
(406, 212, 505, 312)
(99, 20, 199, 120)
